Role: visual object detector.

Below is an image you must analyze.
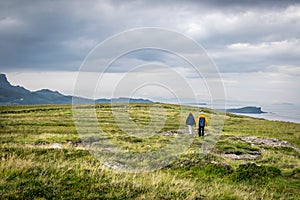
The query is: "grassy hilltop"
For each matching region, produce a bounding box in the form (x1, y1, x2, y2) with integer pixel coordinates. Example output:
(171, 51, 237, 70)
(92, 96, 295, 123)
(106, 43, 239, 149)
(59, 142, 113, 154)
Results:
(0, 103, 299, 199)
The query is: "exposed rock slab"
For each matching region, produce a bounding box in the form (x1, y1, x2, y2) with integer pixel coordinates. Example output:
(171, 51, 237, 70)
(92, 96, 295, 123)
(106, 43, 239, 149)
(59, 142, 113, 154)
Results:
(222, 136, 300, 160)
(237, 136, 300, 153)
(223, 153, 261, 160)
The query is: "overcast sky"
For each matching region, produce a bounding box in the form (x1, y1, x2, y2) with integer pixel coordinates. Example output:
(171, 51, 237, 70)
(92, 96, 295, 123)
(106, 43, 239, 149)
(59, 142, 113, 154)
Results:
(1, 0, 300, 105)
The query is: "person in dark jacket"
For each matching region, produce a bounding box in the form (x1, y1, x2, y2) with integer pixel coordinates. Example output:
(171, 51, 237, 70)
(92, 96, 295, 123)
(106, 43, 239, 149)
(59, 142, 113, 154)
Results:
(186, 113, 196, 134)
(197, 111, 208, 137)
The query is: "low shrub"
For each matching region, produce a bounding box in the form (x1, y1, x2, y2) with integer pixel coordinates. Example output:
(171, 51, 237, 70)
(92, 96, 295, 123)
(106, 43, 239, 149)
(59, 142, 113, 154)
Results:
(233, 162, 281, 182)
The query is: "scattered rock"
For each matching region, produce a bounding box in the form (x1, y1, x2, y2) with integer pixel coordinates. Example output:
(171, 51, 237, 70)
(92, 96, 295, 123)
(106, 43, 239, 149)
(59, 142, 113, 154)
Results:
(101, 147, 114, 152)
(158, 130, 177, 136)
(50, 143, 62, 149)
(103, 161, 125, 170)
(162, 131, 173, 136)
(157, 130, 189, 136)
(223, 153, 261, 160)
(67, 140, 82, 147)
(210, 161, 231, 167)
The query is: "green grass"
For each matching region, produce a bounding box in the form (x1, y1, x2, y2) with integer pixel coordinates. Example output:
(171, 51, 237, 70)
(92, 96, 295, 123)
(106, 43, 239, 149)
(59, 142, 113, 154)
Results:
(0, 103, 300, 199)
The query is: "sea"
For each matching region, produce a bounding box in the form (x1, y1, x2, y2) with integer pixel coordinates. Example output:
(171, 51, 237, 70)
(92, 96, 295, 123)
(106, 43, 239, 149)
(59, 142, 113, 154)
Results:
(241, 104, 300, 124)
(197, 103, 300, 124)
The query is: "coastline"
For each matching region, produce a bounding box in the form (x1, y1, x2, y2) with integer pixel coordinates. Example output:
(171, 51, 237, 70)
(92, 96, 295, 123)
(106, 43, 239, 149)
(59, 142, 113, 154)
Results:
(194, 103, 300, 124)
(228, 112, 300, 124)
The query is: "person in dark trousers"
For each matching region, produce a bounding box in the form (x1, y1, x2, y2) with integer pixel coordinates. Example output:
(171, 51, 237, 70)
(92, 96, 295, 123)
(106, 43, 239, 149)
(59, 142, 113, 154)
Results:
(198, 111, 208, 137)
(186, 113, 196, 134)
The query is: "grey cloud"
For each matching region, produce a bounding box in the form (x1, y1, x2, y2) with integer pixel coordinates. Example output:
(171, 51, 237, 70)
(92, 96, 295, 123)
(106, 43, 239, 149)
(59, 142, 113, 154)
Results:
(78, 28, 216, 76)
(0, 0, 300, 75)
(0, 1, 113, 70)
(210, 39, 300, 73)
(113, 0, 299, 10)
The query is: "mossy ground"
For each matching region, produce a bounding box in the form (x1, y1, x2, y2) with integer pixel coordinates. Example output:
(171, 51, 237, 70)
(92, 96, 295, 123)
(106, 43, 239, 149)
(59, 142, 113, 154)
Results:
(0, 104, 299, 199)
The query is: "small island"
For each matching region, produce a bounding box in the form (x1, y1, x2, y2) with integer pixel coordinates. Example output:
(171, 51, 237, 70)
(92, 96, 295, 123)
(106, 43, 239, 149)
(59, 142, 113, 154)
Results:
(226, 106, 266, 114)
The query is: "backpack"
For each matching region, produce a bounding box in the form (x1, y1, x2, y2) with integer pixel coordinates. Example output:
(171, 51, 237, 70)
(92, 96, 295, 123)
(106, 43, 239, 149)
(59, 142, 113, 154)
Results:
(199, 117, 205, 127)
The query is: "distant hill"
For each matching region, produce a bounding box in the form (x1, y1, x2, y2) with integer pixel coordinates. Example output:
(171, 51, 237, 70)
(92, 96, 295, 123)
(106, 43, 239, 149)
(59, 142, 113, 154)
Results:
(226, 106, 266, 114)
(0, 74, 152, 105)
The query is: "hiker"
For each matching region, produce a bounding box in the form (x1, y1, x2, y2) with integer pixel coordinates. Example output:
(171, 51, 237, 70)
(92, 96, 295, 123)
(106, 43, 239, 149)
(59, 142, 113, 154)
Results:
(198, 111, 208, 137)
(186, 113, 196, 134)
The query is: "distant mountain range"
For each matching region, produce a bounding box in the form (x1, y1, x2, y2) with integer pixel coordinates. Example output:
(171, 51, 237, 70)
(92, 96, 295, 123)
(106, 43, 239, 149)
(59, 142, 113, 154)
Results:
(0, 74, 152, 105)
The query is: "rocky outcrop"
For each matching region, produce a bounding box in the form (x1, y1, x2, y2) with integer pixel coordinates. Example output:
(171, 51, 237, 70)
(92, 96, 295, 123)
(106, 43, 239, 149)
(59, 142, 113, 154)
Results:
(237, 136, 300, 153)
(222, 136, 300, 160)
(223, 153, 261, 160)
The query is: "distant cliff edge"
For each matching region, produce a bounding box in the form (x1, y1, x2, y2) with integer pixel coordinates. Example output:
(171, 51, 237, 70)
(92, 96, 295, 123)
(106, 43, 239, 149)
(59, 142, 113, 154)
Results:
(226, 106, 266, 114)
